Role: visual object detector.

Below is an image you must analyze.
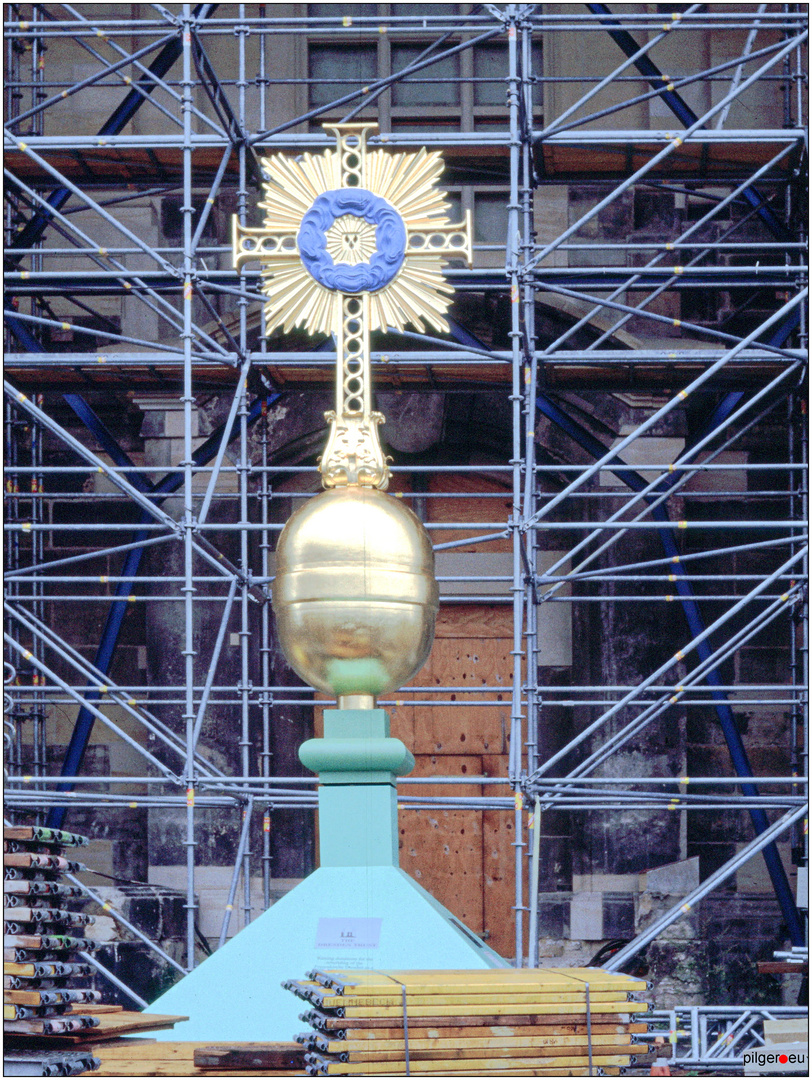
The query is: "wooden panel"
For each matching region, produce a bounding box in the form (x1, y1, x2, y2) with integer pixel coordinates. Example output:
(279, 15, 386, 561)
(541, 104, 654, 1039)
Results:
(308, 1014, 641, 1032)
(406, 755, 485, 801)
(92, 1041, 304, 1077)
(2, 1012, 186, 1043)
(400, 755, 484, 936)
(304, 1051, 637, 1073)
(434, 605, 514, 638)
(194, 1044, 305, 1070)
(427, 474, 512, 554)
(412, 637, 512, 756)
(482, 756, 520, 961)
(387, 701, 415, 749)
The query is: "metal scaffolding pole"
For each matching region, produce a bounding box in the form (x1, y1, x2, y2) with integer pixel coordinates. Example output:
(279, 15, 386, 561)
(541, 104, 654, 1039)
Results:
(181, 4, 197, 971)
(506, 3, 526, 967)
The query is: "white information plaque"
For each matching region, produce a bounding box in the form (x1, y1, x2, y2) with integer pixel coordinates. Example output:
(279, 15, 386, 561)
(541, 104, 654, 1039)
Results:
(315, 917, 382, 949)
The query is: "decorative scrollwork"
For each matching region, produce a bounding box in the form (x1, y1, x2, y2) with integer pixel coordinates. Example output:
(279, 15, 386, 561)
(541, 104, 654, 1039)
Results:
(319, 411, 390, 490)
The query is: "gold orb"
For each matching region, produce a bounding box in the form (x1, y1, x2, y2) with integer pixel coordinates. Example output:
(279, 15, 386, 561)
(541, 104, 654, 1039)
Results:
(272, 486, 439, 699)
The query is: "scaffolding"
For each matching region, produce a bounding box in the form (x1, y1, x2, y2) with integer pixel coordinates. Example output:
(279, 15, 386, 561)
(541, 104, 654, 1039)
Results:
(3, 2, 808, 1039)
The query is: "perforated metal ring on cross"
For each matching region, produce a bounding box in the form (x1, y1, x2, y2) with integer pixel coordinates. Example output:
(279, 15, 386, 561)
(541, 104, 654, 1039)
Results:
(297, 188, 407, 292)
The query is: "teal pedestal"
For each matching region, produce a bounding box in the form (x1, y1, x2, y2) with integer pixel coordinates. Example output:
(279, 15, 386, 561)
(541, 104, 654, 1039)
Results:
(299, 709, 412, 868)
(144, 709, 506, 1041)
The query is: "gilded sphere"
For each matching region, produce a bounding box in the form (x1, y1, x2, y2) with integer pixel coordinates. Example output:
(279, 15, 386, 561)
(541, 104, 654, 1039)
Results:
(272, 486, 439, 698)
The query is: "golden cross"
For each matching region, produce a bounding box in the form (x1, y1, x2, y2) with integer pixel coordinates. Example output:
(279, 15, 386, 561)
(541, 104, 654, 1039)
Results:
(232, 123, 473, 490)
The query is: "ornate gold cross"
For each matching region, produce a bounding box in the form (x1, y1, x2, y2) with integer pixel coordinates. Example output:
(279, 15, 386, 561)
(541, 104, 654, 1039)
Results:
(232, 122, 472, 490)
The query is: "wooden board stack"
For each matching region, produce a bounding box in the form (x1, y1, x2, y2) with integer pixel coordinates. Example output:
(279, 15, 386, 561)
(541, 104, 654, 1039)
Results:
(286, 968, 653, 1076)
(4, 825, 103, 1038)
(87, 1040, 307, 1076)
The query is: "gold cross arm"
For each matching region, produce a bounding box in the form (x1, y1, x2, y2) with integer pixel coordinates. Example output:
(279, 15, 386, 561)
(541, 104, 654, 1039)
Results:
(404, 212, 473, 267)
(232, 211, 472, 272)
(232, 220, 298, 272)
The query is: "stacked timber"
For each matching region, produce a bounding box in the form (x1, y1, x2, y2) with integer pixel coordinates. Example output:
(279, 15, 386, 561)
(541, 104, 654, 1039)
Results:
(84, 1040, 306, 1076)
(286, 968, 652, 1076)
(4, 825, 102, 1038)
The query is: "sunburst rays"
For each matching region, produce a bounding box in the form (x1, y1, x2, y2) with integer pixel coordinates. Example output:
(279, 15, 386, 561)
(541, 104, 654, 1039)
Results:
(256, 145, 459, 336)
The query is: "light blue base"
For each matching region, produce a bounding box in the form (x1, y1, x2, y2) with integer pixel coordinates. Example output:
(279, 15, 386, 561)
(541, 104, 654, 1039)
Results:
(144, 864, 508, 1042)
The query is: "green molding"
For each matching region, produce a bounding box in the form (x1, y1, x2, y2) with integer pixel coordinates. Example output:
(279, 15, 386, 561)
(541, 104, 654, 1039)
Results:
(298, 736, 414, 779)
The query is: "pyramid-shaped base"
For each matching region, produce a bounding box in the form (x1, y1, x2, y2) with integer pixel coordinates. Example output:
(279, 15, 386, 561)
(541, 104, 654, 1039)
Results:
(145, 865, 508, 1042)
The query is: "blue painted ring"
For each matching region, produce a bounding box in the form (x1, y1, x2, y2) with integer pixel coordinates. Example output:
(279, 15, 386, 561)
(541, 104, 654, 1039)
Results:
(297, 188, 407, 293)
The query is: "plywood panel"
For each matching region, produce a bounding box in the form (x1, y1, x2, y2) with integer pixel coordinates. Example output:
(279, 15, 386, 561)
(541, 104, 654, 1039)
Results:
(427, 474, 512, 553)
(412, 638, 512, 756)
(400, 755, 484, 935)
(407, 754, 486, 800)
(483, 758, 521, 962)
(92, 1041, 302, 1077)
(387, 701, 415, 749)
(435, 605, 514, 638)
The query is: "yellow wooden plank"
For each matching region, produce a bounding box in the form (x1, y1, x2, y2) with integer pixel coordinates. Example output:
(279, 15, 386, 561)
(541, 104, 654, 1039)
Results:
(96, 1043, 297, 1058)
(425, 1072, 591, 1078)
(316, 967, 643, 981)
(307, 1012, 642, 1032)
(301, 982, 634, 998)
(315, 969, 647, 992)
(396, 1070, 625, 1077)
(93, 1042, 305, 1078)
(332, 1022, 648, 1040)
(7, 1010, 188, 1042)
(94, 1065, 302, 1077)
(548, 977, 641, 990)
(301, 976, 635, 995)
(319, 1052, 638, 1074)
(4, 1003, 30, 1019)
(329, 1001, 642, 1018)
(310, 991, 631, 1008)
(321, 1034, 639, 1052)
(4, 989, 46, 1005)
(93, 1062, 302, 1071)
(328, 1043, 648, 1062)
(440, 1070, 616, 1077)
(4, 963, 37, 976)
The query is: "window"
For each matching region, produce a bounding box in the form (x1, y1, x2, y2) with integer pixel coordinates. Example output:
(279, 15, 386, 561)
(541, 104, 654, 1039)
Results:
(304, 8, 542, 129)
(44, 313, 122, 353)
(308, 43, 378, 108)
(394, 4, 454, 14)
(308, 4, 370, 19)
(391, 4, 460, 21)
(473, 43, 507, 108)
(391, 43, 461, 108)
(474, 192, 509, 245)
(473, 42, 543, 108)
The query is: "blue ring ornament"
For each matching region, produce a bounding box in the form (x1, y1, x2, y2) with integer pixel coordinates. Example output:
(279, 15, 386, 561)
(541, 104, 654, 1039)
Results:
(297, 188, 406, 293)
